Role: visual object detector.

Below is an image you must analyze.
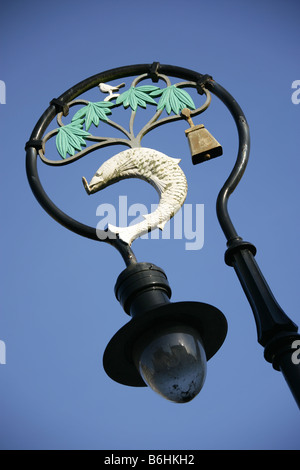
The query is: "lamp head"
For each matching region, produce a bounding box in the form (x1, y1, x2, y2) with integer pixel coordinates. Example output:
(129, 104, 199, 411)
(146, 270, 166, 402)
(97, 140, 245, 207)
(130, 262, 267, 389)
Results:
(103, 263, 227, 403)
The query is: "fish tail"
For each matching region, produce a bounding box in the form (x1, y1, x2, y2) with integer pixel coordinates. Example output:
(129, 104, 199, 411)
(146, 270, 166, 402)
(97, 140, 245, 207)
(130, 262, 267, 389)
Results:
(107, 224, 135, 246)
(108, 216, 158, 245)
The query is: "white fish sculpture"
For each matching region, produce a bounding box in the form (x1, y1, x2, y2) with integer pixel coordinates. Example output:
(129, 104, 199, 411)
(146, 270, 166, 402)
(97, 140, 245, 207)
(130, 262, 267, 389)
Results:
(82, 147, 188, 245)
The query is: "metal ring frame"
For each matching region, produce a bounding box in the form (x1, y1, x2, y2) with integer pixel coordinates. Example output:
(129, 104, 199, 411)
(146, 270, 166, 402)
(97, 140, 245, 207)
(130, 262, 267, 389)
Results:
(25, 63, 246, 265)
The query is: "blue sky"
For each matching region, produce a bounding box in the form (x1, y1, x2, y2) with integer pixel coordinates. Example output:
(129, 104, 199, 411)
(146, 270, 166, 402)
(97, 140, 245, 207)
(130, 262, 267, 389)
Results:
(0, 0, 299, 450)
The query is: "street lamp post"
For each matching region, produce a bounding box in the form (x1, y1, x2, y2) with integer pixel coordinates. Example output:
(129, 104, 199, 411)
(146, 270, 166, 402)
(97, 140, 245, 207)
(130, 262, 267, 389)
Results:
(26, 63, 300, 407)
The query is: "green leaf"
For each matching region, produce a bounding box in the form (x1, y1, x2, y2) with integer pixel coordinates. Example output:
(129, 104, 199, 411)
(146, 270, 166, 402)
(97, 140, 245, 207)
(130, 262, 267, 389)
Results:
(71, 107, 88, 121)
(134, 89, 157, 105)
(56, 122, 91, 159)
(156, 87, 171, 112)
(170, 92, 180, 115)
(116, 86, 158, 111)
(85, 105, 96, 131)
(173, 87, 196, 110)
(155, 85, 196, 115)
(71, 101, 114, 130)
(116, 89, 131, 107)
(129, 91, 137, 111)
(137, 85, 160, 93)
(149, 88, 164, 97)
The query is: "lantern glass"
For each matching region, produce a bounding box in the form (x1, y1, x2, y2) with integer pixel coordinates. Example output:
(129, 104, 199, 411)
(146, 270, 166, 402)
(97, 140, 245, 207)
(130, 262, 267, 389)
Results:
(133, 324, 207, 403)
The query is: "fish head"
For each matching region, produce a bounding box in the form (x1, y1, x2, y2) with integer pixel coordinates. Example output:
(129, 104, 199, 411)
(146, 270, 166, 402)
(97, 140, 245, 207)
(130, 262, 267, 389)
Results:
(83, 163, 113, 194)
(88, 171, 105, 193)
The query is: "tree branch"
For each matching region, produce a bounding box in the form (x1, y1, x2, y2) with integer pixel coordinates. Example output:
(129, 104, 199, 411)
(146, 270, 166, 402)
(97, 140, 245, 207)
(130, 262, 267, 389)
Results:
(39, 128, 131, 166)
(137, 84, 211, 142)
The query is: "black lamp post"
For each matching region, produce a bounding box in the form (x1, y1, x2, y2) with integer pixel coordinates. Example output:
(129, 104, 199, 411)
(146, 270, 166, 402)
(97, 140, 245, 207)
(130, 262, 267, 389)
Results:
(25, 63, 300, 407)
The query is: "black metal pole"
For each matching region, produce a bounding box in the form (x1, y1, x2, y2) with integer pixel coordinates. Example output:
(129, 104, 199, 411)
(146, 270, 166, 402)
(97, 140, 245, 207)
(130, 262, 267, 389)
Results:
(228, 245, 300, 408)
(207, 79, 300, 408)
(273, 344, 300, 408)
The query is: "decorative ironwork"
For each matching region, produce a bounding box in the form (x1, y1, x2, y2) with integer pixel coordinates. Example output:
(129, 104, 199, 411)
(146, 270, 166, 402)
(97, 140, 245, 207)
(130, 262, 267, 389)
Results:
(35, 72, 211, 247)
(38, 73, 211, 166)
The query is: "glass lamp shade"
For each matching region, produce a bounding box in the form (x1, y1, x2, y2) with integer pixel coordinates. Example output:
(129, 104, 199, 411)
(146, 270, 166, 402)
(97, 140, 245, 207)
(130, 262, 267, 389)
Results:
(133, 324, 207, 403)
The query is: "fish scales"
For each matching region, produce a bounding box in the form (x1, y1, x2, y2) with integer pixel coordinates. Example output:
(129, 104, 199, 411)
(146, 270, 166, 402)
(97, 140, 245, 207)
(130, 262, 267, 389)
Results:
(82, 147, 188, 245)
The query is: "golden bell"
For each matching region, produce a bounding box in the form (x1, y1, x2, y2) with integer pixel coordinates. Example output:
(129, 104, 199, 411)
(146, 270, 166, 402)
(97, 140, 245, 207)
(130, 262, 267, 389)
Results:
(182, 109, 223, 165)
